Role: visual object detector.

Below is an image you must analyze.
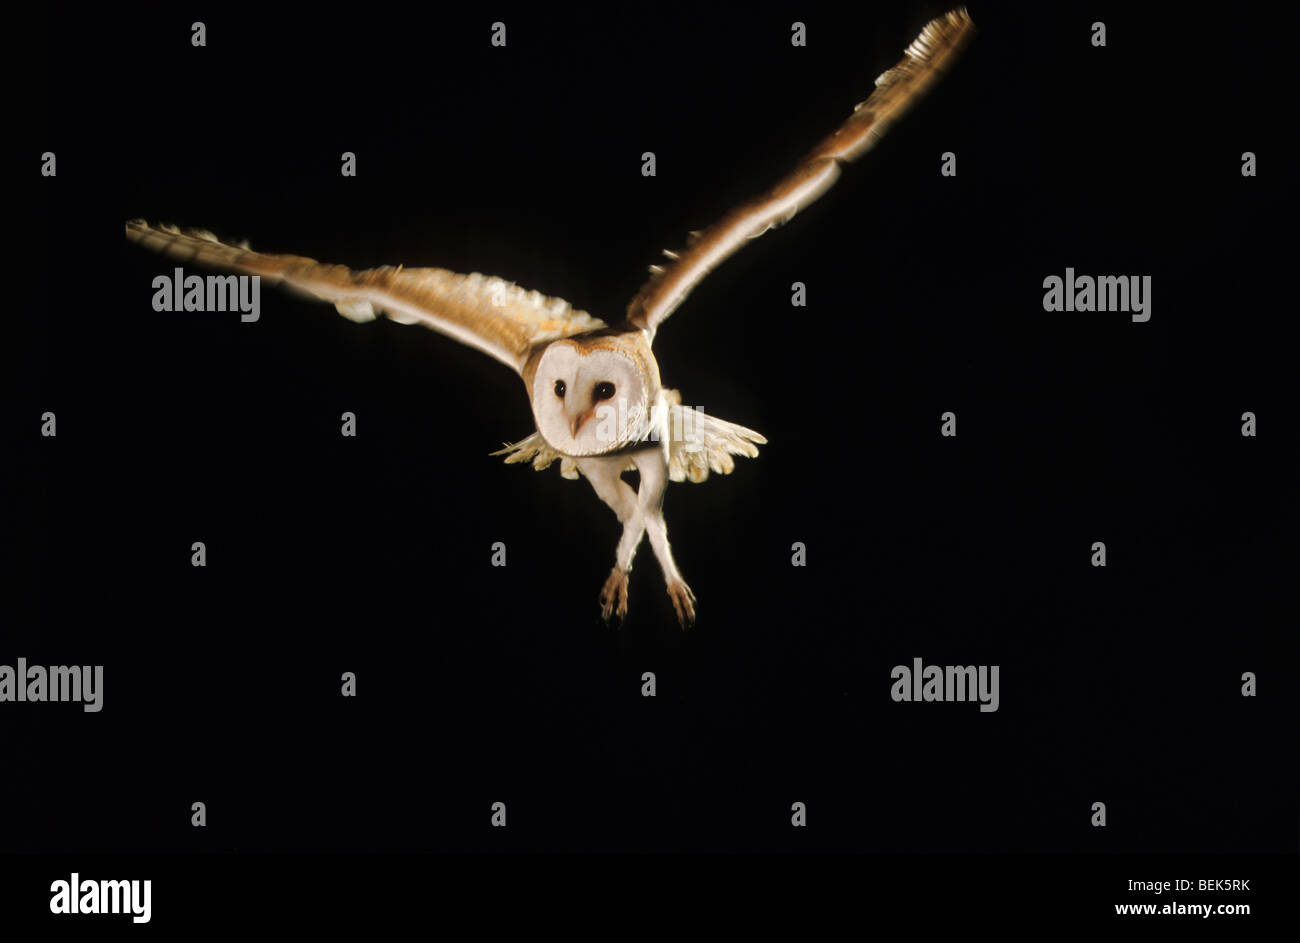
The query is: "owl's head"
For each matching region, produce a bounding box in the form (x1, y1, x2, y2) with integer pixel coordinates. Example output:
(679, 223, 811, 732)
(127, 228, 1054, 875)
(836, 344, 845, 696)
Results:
(531, 339, 653, 456)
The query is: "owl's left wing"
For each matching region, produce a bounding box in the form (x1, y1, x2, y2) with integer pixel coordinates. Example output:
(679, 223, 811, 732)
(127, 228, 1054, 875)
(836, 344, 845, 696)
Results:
(662, 389, 766, 483)
(125, 220, 606, 374)
(624, 7, 974, 338)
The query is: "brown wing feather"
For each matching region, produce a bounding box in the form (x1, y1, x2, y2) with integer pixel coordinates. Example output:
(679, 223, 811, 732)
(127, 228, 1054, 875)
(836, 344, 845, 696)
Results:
(625, 7, 974, 336)
(125, 220, 606, 373)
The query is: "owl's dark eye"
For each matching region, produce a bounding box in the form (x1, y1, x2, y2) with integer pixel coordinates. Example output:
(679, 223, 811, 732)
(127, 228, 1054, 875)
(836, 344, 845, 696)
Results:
(554, 379, 566, 398)
(593, 381, 616, 401)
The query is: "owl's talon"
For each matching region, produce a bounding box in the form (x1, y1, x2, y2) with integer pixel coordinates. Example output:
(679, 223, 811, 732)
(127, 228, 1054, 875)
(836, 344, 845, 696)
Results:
(600, 567, 630, 624)
(666, 580, 696, 628)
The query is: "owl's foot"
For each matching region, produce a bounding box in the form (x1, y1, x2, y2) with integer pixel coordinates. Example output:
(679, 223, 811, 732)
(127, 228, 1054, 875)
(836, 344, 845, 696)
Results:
(600, 567, 630, 624)
(666, 579, 696, 629)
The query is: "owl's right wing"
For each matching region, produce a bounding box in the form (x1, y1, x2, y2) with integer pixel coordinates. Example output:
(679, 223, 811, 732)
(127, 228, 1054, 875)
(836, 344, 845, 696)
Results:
(490, 431, 584, 480)
(125, 220, 607, 375)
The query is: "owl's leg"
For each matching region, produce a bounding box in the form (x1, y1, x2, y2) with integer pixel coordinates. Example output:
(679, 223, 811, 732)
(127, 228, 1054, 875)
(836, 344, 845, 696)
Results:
(632, 450, 696, 628)
(579, 458, 645, 623)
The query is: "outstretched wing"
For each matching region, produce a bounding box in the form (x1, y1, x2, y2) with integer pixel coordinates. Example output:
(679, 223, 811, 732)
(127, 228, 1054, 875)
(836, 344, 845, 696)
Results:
(125, 220, 606, 374)
(665, 395, 766, 484)
(624, 7, 974, 338)
(490, 432, 583, 480)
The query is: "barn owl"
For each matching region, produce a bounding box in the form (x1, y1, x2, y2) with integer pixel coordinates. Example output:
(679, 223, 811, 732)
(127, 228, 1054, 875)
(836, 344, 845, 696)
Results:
(124, 9, 974, 627)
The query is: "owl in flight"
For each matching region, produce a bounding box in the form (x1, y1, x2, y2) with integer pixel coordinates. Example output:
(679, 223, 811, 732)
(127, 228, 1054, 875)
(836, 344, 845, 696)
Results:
(125, 9, 973, 627)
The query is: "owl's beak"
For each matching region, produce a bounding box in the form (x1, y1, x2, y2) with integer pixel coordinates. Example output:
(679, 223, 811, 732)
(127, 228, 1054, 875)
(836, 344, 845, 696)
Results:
(570, 406, 597, 439)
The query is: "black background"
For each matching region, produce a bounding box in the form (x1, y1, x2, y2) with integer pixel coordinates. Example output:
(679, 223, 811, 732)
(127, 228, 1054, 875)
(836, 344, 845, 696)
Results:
(13, 0, 1294, 855)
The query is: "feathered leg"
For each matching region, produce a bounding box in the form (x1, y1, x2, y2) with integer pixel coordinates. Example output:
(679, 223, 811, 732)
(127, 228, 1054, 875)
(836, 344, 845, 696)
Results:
(578, 457, 644, 623)
(632, 451, 696, 628)
(579, 449, 694, 627)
